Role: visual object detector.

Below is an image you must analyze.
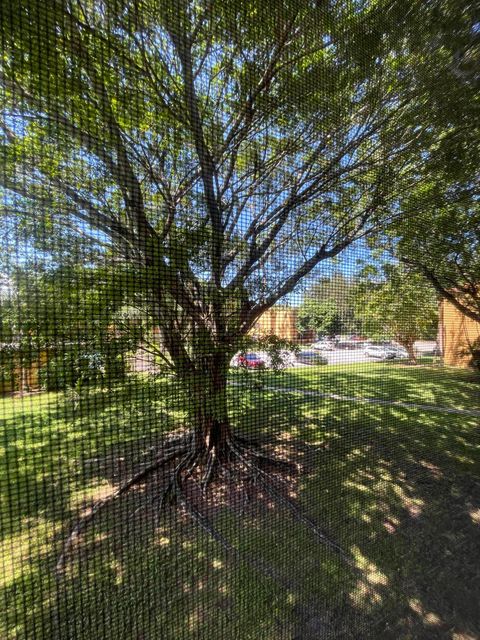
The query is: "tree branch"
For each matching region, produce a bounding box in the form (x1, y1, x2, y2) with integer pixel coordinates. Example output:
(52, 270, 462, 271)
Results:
(170, 28, 224, 287)
(400, 258, 480, 324)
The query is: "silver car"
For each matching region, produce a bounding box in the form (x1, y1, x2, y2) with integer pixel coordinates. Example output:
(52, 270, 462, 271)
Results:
(364, 344, 408, 360)
(311, 340, 335, 351)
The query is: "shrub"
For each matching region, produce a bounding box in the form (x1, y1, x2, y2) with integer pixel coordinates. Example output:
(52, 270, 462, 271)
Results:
(39, 343, 128, 391)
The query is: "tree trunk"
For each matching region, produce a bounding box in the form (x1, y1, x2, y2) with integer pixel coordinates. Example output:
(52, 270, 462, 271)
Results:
(403, 339, 417, 363)
(183, 352, 232, 460)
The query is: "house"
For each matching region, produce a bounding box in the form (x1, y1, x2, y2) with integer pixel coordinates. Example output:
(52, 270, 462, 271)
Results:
(438, 299, 480, 368)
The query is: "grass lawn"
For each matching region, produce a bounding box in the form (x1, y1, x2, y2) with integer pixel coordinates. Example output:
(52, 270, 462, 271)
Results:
(258, 360, 480, 411)
(1, 364, 479, 639)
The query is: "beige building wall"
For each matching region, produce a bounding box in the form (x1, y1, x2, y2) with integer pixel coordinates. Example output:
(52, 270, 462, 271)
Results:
(439, 299, 480, 368)
(251, 307, 314, 343)
(0, 349, 47, 394)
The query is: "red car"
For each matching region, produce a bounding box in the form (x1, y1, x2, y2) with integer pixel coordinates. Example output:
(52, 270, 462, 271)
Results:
(237, 353, 265, 369)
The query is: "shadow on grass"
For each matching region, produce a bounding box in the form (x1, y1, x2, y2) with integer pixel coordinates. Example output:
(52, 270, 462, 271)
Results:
(0, 377, 185, 535)
(1, 373, 479, 639)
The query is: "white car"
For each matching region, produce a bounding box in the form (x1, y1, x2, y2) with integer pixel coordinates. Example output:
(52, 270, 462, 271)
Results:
(364, 344, 409, 360)
(311, 340, 335, 351)
(391, 347, 409, 359)
(364, 345, 390, 359)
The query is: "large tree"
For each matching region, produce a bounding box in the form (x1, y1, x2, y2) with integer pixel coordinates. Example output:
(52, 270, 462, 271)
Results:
(0, 0, 458, 494)
(379, 2, 480, 322)
(394, 181, 480, 324)
(356, 265, 438, 362)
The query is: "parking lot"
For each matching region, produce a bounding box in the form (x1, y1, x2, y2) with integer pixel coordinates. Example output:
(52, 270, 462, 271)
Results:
(132, 341, 439, 373)
(304, 347, 373, 366)
(297, 340, 438, 367)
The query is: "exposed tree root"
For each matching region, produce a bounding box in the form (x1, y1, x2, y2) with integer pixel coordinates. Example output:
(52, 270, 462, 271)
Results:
(178, 487, 293, 587)
(227, 437, 354, 566)
(56, 439, 190, 573)
(56, 434, 354, 576)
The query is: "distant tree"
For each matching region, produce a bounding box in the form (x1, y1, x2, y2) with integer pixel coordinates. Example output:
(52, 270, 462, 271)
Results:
(300, 272, 360, 337)
(357, 265, 438, 362)
(297, 298, 342, 338)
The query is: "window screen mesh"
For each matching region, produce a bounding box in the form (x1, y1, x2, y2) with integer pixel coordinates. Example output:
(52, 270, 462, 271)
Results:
(1, 1, 479, 639)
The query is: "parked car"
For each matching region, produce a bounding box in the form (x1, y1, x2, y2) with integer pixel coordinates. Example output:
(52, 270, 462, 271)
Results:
(311, 339, 335, 351)
(364, 344, 408, 360)
(232, 352, 266, 369)
(296, 350, 328, 365)
(336, 340, 358, 350)
(390, 346, 409, 359)
(364, 345, 394, 359)
(230, 350, 296, 369)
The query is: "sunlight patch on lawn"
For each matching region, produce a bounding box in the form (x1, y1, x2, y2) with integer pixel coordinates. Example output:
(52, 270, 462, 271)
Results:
(110, 558, 124, 585)
(468, 507, 480, 526)
(0, 516, 61, 587)
(187, 607, 204, 632)
(409, 598, 444, 627)
(350, 546, 388, 608)
(345, 479, 371, 494)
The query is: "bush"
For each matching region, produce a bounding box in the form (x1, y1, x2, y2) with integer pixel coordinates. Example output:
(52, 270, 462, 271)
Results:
(39, 344, 128, 391)
(470, 348, 480, 372)
(457, 339, 480, 373)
